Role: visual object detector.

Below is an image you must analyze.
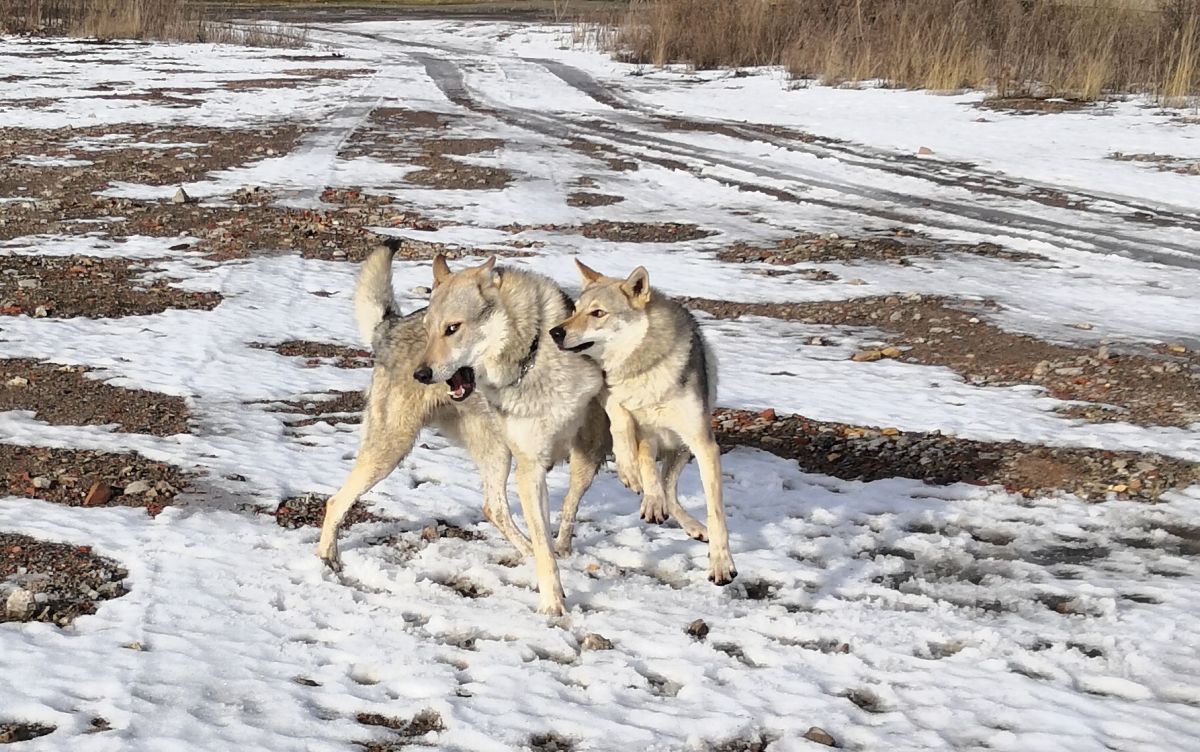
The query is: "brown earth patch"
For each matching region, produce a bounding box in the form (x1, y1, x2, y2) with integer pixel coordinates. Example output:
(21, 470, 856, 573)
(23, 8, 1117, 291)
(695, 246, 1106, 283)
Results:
(250, 341, 372, 369)
(497, 221, 713, 243)
(269, 493, 384, 530)
(0, 359, 190, 436)
(0, 532, 128, 627)
(256, 390, 365, 429)
(356, 709, 445, 752)
(0, 255, 221, 318)
(1, 445, 187, 514)
(565, 139, 639, 172)
(423, 138, 505, 156)
(1109, 152, 1200, 176)
(717, 229, 1042, 266)
(976, 97, 1092, 114)
(684, 295, 1199, 428)
(0, 123, 306, 241)
(529, 732, 578, 752)
(0, 721, 55, 744)
(714, 408, 1198, 501)
(407, 153, 514, 190)
(567, 191, 625, 208)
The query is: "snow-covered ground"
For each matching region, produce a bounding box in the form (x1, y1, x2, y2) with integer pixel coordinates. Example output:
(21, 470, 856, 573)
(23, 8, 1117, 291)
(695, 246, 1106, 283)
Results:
(2, 19, 1200, 752)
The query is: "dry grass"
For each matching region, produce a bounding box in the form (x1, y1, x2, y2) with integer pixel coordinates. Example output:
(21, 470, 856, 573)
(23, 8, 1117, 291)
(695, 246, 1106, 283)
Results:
(0, 0, 307, 46)
(607, 0, 1200, 102)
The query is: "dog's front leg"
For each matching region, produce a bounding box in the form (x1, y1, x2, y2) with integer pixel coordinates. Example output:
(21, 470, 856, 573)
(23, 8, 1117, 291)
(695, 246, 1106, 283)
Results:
(602, 390, 642, 494)
(681, 423, 736, 585)
(513, 453, 567, 616)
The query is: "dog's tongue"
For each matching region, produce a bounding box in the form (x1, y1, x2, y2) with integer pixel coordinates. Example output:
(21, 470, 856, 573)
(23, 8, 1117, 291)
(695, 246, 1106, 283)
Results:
(448, 369, 472, 400)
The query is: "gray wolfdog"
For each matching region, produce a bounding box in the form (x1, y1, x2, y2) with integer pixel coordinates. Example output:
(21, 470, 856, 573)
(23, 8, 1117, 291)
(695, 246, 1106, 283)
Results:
(413, 253, 608, 615)
(550, 260, 737, 585)
(316, 242, 609, 590)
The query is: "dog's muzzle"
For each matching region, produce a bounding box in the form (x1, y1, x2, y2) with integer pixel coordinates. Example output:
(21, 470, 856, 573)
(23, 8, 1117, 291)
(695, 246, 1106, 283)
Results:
(549, 326, 566, 346)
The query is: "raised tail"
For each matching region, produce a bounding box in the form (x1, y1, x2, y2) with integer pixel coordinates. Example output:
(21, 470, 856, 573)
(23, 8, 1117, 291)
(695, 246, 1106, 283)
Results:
(353, 238, 402, 345)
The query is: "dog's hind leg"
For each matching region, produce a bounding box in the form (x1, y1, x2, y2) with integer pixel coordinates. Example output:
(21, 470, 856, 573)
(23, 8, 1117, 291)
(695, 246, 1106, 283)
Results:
(554, 399, 608, 557)
(553, 444, 602, 558)
(661, 448, 708, 542)
(679, 422, 736, 585)
(316, 436, 406, 572)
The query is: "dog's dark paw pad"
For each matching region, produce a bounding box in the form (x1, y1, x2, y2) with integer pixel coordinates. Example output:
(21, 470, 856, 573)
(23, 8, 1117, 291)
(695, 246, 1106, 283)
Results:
(709, 570, 738, 586)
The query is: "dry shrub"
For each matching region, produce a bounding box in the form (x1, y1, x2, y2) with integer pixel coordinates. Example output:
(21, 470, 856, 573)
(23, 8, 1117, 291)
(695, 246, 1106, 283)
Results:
(611, 0, 1200, 102)
(0, 0, 307, 47)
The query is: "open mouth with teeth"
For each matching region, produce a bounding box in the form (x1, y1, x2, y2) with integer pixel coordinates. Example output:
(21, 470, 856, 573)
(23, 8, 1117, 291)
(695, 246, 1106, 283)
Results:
(447, 366, 476, 401)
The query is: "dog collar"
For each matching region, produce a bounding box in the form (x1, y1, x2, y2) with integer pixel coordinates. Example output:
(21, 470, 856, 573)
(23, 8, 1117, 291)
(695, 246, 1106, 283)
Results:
(510, 334, 539, 387)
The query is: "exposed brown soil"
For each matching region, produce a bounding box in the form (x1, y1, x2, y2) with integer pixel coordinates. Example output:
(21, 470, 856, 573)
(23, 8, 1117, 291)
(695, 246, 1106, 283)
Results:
(250, 341, 372, 369)
(0, 359, 190, 435)
(0, 721, 55, 744)
(257, 390, 365, 429)
(684, 294, 1199, 428)
(0, 532, 128, 627)
(567, 191, 625, 208)
(220, 68, 374, 90)
(407, 153, 514, 190)
(498, 221, 714, 243)
(717, 229, 1043, 266)
(1109, 152, 1200, 176)
(269, 494, 384, 530)
(1, 445, 187, 514)
(356, 709, 444, 751)
(0, 254, 222, 318)
(976, 97, 1092, 114)
(713, 407, 1198, 501)
(529, 732, 578, 752)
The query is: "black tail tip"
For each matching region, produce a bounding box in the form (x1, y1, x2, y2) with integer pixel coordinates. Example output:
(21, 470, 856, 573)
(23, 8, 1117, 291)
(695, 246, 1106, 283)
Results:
(381, 237, 403, 255)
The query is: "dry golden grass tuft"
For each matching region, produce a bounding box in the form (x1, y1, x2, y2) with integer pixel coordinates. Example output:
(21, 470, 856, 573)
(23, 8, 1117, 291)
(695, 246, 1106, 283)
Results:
(1, 0, 307, 47)
(607, 0, 1200, 102)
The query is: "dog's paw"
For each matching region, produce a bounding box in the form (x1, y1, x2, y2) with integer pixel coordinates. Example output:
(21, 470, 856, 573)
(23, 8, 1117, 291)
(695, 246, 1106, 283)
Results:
(639, 495, 670, 524)
(681, 521, 709, 542)
(537, 593, 568, 617)
(553, 534, 573, 559)
(319, 552, 343, 574)
(617, 461, 643, 494)
(707, 551, 737, 586)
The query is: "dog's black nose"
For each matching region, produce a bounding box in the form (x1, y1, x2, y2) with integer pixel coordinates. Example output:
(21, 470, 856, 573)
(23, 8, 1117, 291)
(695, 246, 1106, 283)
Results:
(549, 326, 566, 345)
(413, 366, 433, 384)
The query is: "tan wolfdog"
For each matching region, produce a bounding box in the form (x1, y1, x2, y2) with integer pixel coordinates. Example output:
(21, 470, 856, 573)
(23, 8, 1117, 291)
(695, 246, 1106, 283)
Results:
(550, 260, 737, 585)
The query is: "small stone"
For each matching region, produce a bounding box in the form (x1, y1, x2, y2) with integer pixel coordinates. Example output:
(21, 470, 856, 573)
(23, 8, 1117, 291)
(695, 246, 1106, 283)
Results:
(852, 349, 884, 363)
(122, 480, 152, 496)
(968, 317, 980, 324)
(1111, 483, 1128, 493)
(880, 346, 902, 359)
(6, 376, 28, 387)
(411, 286, 432, 296)
(172, 187, 192, 204)
(84, 482, 112, 507)
(803, 727, 838, 747)
(1097, 344, 1110, 360)
(1167, 344, 1187, 354)
(33, 306, 48, 318)
(760, 408, 776, 421)
(1054, 367, 1084, 376)
(420, 525, 438, 542)
(1032, 360, 1051, 377)
(686, 619, 710, 640)
(5, 588, 34, 619)
(581, 633, 614, 651)
(880, 427, 900, 436)
(847, 278, 867, 286)
(917, 146, 934, 155)
(31, 476, 52, 489)
(17, 278, 40, 289)
(1072, 322, 1094, 330)
(808, 336, 827, 346)
(888, 311, 904, 322)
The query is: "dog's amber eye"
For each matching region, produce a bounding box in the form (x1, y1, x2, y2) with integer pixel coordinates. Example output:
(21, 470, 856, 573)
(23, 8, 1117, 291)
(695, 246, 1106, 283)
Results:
(444, 323, 461, 336)
(589, 310, 606, 318)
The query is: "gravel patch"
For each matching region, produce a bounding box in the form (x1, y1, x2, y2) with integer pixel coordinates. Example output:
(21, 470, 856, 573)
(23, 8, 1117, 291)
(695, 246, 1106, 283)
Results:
(1, 445, 187, 514)
(976, 97, 1092, 114)
(0, 359, 190, 436)
(714, 407, 1198, 501)
(566, 191, 624, 208)
(0, 721, 55, 744)
(1109, 152, 1200, 176)
(0, 255, 221, 318)
(716, 229, 1043, 265)
(257, 390, 365, 429)
(685, 295, 1199, 428)
(268, 493, 384, 530)
(355, 709, 444, 751)
(249, 340, 372, 369)
(0, 532, 128, 627)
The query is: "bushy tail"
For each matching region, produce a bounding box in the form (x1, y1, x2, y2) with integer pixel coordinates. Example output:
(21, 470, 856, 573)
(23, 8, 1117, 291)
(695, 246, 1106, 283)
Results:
(353, 239, 401, 345)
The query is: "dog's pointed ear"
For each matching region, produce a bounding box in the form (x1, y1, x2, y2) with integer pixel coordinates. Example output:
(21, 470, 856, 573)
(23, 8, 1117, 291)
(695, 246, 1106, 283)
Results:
(473, 255, 501, 289)
(621, 266, 651, 307)
(431, 254, 451, 289)
(575, 258, 603, 285)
